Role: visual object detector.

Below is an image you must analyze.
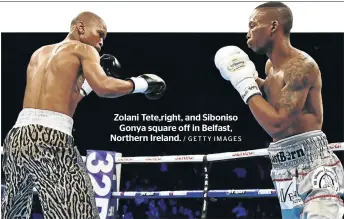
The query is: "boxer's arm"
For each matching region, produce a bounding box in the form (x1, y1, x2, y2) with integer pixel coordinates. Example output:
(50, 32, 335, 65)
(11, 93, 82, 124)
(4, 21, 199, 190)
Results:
(247, 57, 317, 137)
(80, 45, 134, 98)
(76, 95, 84, 102)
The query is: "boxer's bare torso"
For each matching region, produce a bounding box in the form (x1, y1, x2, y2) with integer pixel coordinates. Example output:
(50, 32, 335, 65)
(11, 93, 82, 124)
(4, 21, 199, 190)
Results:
(259, 48, 323, 141)
(23, 40, 91, 117)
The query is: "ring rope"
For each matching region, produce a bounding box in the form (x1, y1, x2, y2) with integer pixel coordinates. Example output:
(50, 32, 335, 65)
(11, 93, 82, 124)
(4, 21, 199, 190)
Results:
(2, 184, 342, 199)
(0, 142, 343, 163)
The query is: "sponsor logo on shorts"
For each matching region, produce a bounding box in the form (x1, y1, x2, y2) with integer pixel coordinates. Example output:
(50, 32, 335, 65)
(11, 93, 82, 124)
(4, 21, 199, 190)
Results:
(279, 182, 295, 203)
(278, 181, 303, 209)
(269, 136, 329, 166)
(270, 148, 305, 164)
(312, 167, 339, 192)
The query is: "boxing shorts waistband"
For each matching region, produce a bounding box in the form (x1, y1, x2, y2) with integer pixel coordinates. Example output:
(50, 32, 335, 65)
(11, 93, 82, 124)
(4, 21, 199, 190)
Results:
(13, 108, 74, 136)
(268, 130, 332, 169)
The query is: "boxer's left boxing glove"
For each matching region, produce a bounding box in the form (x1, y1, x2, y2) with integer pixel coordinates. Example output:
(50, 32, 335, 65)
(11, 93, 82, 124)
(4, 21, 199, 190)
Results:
(129, 74, 166, 100)
(214, 46, 261, 104)
(100, 54, 122, 78)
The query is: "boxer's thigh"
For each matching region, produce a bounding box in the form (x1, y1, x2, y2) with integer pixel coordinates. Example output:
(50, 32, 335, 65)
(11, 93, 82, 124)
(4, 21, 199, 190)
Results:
(331, 154, 344, 194)
(271, 169, 304, 219)
(297, 156, 344, 219)
(1, 172, 34, 219)
(1, 127, 35, 219)
(32, 145, 99, 219)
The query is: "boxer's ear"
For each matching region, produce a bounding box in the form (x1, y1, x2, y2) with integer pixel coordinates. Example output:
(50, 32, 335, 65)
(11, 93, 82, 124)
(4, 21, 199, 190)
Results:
(271, 20, 279, 34)
(76, 21, 85, 35)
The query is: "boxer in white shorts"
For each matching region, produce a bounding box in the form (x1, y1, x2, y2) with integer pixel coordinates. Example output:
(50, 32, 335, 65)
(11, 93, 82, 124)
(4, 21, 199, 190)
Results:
(214, 1, 344, 218)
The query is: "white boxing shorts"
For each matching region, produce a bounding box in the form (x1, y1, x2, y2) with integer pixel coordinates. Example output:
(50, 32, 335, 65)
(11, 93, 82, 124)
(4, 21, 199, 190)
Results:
(268, 130, 344, 219)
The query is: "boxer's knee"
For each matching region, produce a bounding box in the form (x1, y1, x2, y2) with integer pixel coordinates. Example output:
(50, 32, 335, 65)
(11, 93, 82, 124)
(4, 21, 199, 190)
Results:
(301, 198, 344, 219)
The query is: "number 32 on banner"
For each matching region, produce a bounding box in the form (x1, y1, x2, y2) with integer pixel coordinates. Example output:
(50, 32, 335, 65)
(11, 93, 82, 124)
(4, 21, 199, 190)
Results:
(86, 152, 115, 218)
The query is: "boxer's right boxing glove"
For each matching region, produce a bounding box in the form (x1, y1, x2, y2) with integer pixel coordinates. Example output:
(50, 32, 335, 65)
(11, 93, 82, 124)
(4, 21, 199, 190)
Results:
(214, 46, 261, 104)
(129, 74, 166, 100)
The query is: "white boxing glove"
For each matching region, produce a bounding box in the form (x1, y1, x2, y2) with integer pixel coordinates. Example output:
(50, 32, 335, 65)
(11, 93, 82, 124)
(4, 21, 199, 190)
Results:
(80, 79, 93, 97)
(214, 46, 261, 103)
(253, 69, 258, 80)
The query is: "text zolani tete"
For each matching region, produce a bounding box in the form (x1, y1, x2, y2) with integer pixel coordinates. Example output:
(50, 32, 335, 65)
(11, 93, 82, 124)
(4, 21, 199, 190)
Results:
(113, 113, 239, 122)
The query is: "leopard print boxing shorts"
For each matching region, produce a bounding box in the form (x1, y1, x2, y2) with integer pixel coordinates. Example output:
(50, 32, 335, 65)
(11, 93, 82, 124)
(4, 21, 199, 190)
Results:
(1, 109, 99, 219)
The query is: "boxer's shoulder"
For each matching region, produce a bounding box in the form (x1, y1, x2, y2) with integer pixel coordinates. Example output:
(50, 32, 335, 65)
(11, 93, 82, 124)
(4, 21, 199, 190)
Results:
(30, 44, 53, 57)
(283, 50, 319, 89)
(71, 43, 99, 61)
(28, 44, 56, 65)
(289, 49, 318, 69)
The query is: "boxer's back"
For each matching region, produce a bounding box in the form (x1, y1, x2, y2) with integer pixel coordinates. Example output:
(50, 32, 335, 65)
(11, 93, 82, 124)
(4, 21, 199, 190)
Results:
(23, 40, 85, 117)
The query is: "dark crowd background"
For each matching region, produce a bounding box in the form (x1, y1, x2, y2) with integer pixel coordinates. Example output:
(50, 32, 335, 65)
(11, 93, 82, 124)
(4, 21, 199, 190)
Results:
(1, 33, 344, 219)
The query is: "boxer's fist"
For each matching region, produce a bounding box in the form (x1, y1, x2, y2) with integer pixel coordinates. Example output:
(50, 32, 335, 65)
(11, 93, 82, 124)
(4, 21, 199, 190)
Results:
(100, 54, 121, 78)
(214, 46, 261, 103)
(129, 74, 166, 100)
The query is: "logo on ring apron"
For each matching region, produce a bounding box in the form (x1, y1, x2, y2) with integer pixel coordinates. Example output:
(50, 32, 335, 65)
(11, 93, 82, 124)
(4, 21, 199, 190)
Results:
(312, 167, 339, 191)
(270, 148, 305, 164)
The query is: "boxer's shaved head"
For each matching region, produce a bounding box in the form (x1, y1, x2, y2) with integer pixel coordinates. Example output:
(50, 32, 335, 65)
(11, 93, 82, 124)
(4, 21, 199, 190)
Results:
(69, 11, 107, 52)
(70, 11, 106, 32)
(255, 1, 293, 36)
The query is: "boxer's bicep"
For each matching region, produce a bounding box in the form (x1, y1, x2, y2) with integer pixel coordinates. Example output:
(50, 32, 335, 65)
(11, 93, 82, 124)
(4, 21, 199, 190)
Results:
(80, 46, 108, 95)
(276, 57, 317, 119)
(79, 46, 134, 98)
